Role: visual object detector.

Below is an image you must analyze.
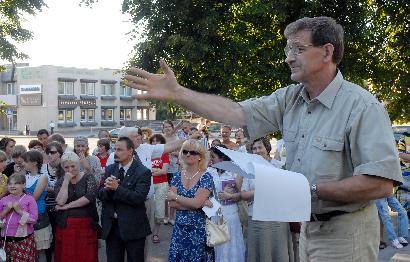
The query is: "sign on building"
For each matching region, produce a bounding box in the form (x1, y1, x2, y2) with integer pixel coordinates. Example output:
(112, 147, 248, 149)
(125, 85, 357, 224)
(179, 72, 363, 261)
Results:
(19, 84, 42, 94)
(20, 94, 42, 106)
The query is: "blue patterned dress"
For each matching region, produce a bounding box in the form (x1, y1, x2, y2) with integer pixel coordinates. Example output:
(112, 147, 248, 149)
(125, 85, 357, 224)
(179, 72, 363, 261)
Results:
(168, 171, 215, 262)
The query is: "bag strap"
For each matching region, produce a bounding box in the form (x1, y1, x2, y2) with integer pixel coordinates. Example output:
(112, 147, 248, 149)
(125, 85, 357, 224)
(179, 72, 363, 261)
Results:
(2, 194, 26, 248)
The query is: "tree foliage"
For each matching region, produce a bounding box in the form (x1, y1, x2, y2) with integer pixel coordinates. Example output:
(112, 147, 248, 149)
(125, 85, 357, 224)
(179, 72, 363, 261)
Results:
(0, 0, 46, 66)
(120, 0, 408, 123)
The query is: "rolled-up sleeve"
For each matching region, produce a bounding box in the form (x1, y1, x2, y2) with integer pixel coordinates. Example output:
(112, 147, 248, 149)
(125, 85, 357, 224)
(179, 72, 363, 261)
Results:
(239, 87, 288, 140)
(349, 102, 402, 184)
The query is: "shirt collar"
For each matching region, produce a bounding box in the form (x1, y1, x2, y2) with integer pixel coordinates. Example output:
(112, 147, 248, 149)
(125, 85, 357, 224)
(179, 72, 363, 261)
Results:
(119, 159, 133, 173)
(299, 70, 344, 109)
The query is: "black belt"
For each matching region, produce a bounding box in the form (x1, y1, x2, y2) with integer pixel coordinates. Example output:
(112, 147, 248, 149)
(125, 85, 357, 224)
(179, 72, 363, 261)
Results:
(310, 211, 348, 222)
(5, 233, 33, 243)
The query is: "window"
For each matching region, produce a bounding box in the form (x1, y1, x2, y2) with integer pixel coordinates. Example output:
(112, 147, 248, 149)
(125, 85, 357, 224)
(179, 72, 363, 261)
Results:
(58, 109, 74, 123)
(135, 89, 147, 95)
(101, 84, 114, 96)
(81, 82, 95, 96)
(120, 109, 132, 121)
(58, 82, 74, 95)
(136, 108, 149, 120)
(6, 83, 15, 95)
(80, 109, 95, 122)
(121, 86, 132, 96)
(101, 109, 114, 121)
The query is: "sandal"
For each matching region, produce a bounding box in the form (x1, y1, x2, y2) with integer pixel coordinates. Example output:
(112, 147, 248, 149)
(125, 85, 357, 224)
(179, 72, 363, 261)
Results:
(152, 235, 160, 244)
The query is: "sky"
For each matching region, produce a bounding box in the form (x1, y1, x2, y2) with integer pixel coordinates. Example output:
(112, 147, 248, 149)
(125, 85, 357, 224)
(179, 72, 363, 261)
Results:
(16, 0, 138, 69)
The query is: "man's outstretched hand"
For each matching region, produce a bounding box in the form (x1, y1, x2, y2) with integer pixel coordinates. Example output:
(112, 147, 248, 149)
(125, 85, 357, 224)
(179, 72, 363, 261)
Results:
(124, 59, 181, 102)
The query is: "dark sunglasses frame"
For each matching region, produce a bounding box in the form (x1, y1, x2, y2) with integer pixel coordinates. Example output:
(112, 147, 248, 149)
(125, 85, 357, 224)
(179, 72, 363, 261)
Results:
(182, 150, 200, 156)
(47, 150, 59, 155)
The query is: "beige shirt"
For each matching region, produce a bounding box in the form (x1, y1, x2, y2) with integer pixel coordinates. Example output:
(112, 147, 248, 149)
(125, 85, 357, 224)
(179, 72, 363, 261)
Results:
(239, 71, 402, 214)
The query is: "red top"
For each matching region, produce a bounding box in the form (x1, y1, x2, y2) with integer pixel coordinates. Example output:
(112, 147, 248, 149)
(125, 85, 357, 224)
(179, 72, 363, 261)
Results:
(97, 153, 109, 169)
(152, 153, 170, 184)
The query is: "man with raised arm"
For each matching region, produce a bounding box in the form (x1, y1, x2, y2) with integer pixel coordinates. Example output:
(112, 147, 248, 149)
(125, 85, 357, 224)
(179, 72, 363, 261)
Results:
(124, 16, 402, 261)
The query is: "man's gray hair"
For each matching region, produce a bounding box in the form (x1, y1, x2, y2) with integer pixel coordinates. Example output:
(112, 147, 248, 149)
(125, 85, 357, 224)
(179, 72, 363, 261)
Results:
(284, 16, 344, 65)
(118, 126, 141, 138)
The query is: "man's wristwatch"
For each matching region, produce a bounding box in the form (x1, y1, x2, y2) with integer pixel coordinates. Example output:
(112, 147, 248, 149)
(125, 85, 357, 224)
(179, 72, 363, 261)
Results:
(311, 184, 318, 200)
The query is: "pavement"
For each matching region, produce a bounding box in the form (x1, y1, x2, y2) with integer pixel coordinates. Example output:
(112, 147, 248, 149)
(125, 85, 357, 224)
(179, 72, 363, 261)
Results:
(96, 223, 410, 262)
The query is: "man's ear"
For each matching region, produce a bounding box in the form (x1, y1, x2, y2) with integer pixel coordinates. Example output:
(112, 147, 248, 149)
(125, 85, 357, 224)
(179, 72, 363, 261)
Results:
(323, 43, 335, 63)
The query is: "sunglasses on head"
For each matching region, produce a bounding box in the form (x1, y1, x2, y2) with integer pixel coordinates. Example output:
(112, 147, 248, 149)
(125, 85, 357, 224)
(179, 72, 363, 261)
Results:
(182, 150, 200, 156)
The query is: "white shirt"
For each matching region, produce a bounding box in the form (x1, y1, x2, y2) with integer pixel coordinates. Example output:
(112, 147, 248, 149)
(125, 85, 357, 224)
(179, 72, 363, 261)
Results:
(106, 143, 165, 198)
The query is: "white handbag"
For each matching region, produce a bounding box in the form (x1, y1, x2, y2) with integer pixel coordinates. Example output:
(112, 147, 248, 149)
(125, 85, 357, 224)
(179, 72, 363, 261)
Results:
(205, 215, 230, 247)
(0, 211, 12, 262)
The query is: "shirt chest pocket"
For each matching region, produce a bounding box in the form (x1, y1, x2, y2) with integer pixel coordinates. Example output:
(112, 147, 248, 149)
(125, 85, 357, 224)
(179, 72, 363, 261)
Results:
(311, 136, 344, 178)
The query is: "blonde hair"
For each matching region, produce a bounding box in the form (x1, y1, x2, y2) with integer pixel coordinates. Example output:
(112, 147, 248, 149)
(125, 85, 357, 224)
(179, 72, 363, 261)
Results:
(179, 139, 209, 171)
(61, 151, 80, 167)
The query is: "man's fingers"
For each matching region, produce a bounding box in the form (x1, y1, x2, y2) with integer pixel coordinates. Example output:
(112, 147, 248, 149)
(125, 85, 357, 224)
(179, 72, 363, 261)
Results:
(123, 75, 150, 87)
(132, 93, 151, 101)
(159, 59, 174, 77)
(127, 67, 153, 79)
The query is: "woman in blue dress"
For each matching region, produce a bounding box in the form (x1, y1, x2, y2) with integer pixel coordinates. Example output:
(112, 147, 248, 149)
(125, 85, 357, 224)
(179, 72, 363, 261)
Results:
(167, 139, 215, 262)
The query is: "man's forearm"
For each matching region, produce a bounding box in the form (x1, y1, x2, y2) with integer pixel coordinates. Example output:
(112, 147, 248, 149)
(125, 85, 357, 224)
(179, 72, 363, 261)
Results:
(317, 174, 393, 203)
(175, 86, 245, 126)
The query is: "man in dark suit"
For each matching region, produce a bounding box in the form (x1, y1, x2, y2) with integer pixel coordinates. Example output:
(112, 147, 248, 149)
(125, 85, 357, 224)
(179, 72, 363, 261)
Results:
(98, 136, 152, 262)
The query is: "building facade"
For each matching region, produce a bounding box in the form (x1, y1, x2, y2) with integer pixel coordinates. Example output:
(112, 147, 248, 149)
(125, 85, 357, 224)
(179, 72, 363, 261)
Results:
(0, 64, 155, 133)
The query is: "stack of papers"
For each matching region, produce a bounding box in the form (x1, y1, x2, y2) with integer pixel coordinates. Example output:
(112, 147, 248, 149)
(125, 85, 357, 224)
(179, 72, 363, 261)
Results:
(211, 147, 311, 222)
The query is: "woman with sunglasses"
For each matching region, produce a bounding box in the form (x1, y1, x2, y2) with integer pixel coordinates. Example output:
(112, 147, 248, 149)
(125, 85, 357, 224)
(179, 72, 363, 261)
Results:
(241, 137, 294, 262)
(167, 139, 215, 262)
(44, 142, 65, 262)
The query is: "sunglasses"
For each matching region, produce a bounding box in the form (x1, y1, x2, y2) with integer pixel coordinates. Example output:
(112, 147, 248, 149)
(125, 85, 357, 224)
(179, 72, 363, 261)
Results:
(182, 150, 200, 156)
(47, 151, 58, 155)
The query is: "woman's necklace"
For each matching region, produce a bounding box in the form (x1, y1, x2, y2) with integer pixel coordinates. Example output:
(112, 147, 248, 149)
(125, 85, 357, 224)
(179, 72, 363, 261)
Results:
(183, 170, 200, 180)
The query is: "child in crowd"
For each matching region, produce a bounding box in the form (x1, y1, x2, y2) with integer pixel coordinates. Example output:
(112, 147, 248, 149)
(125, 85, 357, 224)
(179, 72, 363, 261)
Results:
(0, 173, 38, 261)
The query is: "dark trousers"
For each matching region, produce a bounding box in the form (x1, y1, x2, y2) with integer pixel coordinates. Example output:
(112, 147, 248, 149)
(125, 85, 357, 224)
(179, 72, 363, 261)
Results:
(106, 220, 146, 262)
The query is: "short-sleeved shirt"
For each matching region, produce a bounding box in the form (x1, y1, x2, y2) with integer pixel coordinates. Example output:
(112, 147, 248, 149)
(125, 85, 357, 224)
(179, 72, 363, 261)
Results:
(239, 71, 402, 214)
(152, 153, 170, 184)
(54, 173, 98, 228)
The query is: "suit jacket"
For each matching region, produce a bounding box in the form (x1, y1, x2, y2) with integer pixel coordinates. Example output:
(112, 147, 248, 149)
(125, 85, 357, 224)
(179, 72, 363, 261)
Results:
(98, 158, 152, 241)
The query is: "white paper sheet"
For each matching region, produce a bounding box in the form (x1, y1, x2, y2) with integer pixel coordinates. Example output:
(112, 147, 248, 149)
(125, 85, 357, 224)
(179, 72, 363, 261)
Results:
(212, 146, 271, 178)
(252, 163, 311, 222)
(202, 197, 222, 218)
(211, 147, 311, 222)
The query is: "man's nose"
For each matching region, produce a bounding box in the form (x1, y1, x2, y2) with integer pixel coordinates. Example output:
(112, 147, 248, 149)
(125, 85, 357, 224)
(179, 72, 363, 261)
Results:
(285, 52, 295, 64)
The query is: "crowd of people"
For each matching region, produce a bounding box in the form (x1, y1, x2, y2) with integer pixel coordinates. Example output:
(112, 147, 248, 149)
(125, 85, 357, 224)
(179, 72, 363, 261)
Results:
(0, 121, 408, 262)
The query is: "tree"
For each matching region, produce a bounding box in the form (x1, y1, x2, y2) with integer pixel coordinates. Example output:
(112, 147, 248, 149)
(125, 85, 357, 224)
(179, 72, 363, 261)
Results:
(87, 0, 410, 122)
(0, 0, 47, 67)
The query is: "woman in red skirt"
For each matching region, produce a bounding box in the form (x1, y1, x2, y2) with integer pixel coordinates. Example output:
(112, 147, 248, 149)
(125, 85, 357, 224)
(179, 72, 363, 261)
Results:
(54, 152, 98, 262)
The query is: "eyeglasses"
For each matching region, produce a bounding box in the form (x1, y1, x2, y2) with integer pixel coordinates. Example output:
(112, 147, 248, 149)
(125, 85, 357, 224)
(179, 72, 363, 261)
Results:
(284, 44, 314, 56)
(47, 151, 58, 155)
(182, 150, 200, 156)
